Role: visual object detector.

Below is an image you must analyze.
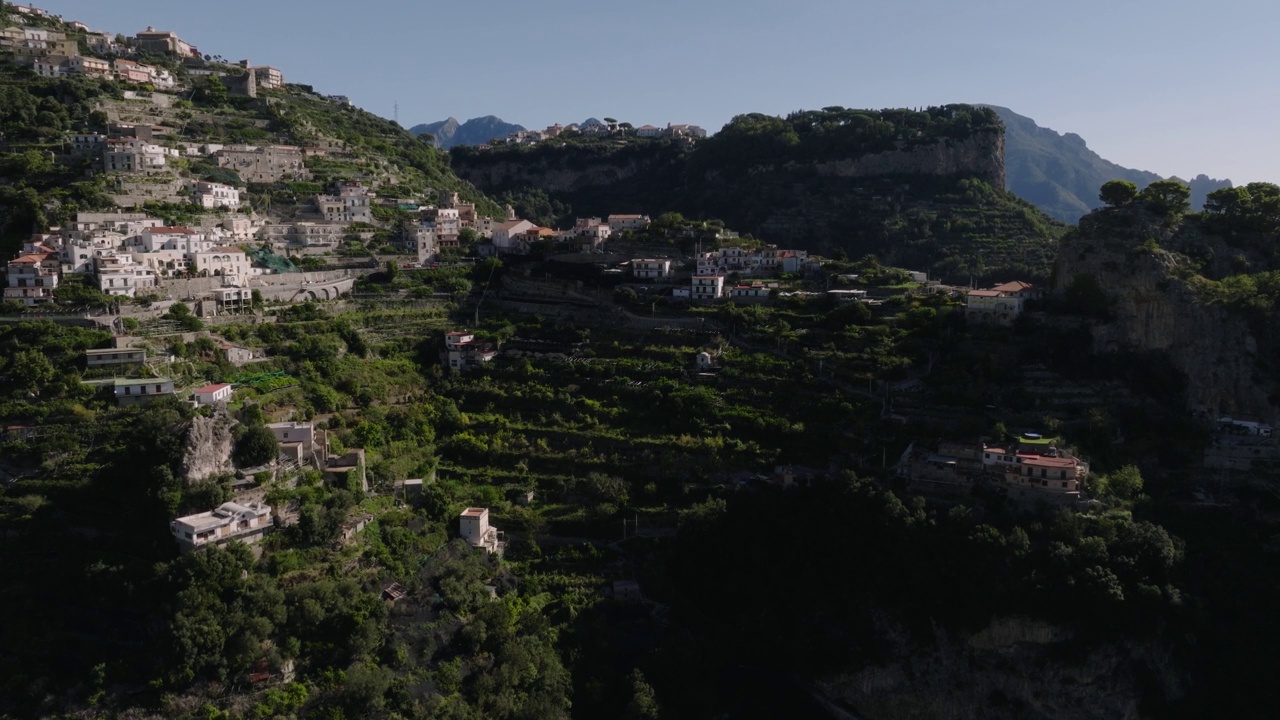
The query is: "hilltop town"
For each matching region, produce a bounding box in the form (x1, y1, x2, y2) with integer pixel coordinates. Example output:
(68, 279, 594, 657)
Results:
(2, 4, 1278, 720)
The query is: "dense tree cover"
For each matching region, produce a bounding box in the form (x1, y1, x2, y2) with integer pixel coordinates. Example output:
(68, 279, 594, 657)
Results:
(0, 65, 120, 253)
(452, 105, 1063, 282)
(695, 104, 1002, 171)
(1099, 179, 1139, 207)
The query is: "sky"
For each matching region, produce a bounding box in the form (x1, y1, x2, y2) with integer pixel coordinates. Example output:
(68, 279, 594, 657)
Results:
(33, 0, 1280, 183)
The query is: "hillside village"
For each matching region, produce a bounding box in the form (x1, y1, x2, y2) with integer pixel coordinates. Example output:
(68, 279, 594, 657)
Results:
(2, 4, 1278, 720)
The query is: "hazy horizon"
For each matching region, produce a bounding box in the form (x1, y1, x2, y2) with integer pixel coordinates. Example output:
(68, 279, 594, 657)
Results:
(31, 0, 1277, 184)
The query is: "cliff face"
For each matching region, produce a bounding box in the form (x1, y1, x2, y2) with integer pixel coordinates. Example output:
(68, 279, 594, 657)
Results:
(822, 616, 1181, 720)
(455, 153, 663, 195)
(453, 114, 1061, 281)
(181, 408, 236, 482)
(1054, 209, 1274, 419)
(814, 129, 1005, 189)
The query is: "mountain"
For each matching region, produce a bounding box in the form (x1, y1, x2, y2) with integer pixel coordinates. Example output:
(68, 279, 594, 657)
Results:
(990, 105, 1231, 222)
(452, 105, 1067, 282)
(410, 115, 525, 149)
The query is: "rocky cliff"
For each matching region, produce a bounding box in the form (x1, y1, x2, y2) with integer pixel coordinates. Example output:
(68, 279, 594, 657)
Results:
(1053, 207, 1275, 420)
(180, 408, 236, 482)
(822, 616, 1181, 720)
(453, 147, 680, 195)
(452, 107, 1062, 281)
(814, 129, 1005, 189)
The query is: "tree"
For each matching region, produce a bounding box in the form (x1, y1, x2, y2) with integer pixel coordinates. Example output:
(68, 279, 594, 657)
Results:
(164, 302, 203, 331)
(622, 669, 661, 720)
(234, 425, 280, 467)
(1139, 179, 1191, 217)
(7, 349, 55, 397)
(385, 259, 401, 283)
(1099, 180, 1138, 207)
(1102, 464, 1144, 500)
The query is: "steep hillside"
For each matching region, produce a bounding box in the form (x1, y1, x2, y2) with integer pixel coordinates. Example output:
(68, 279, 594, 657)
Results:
(454, 105, 1066, 282)
(990, 106, 1231, 222)
(0, 51, 500, 256)
(1054, 182, 1280, 420)
(410, 115, 525, 149)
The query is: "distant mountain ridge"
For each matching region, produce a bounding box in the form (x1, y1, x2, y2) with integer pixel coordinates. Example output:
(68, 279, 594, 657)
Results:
(410, 116, 525, 149)
(989, 105, 1231, 222)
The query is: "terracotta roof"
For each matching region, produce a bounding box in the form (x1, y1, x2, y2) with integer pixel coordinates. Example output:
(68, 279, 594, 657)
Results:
(967, 290, 1002, 297)
(992, 281, 1034, 293)
(194, 383, 232, 395)
(1016, 454, 1076, 469)
(151, 227, 195, 234)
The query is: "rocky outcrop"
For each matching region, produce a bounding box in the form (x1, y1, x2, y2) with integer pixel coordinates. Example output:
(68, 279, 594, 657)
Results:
(821, 616, 1182, 720)
(180, 407, 236, 482)
(814, 129, 1005, 188)
(1053, 209, 1274, 420)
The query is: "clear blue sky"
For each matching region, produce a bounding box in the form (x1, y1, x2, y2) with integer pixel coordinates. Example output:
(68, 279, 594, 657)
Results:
(36, 0, 1280, 184)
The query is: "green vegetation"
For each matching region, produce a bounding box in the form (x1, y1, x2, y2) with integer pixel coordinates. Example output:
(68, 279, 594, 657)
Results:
(454, 105, 1065, 282)
(0, 64, 119, 254)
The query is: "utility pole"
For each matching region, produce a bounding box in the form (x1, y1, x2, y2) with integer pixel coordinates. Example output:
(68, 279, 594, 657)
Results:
(393, 102, 399, 125)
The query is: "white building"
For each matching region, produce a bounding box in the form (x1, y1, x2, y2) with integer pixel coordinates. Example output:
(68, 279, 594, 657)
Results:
(171, 502, 273, 552)
(445, 331, 497, 371)
(608, 214, 650, 235)
(103, 139, 173, 172)
(414, 225, 438, 265)
(193, 181, 241, 210)
(690, 275, 725, 301)
(137, 227, 209, 253)
(85, 347, 147, 367)
(193, 382, 234, 406)
(459, 507, 504, 555)
(191, 247, 250, 279)
(33, 54, 69, 77)
(965, 288, 1025, 326)
(491, 219, 536, 252)
(251, 65, 285, 90)
(435, 208, 461, 240)
(96, 255, 158, 297)
(113, 378, 175, 406)
(67, 55, 111, 77)
(315, 182, 373, 224)
(4, 253, 58, 306)
(631, 258, 672, 280)
(268, 421, 317, 465)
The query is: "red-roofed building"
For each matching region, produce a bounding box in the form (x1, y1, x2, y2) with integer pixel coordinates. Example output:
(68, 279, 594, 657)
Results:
(966, 281, 1036, 326)
(990, 281, 1040, 299)
(444, 330, 496, 371)
(5, 252, 58, 306)
(193, 383, 234, 406)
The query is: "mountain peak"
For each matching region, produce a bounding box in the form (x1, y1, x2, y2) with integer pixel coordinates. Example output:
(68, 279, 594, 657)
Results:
(988, 105, 1231, 222)
(410, 115, 526, 149)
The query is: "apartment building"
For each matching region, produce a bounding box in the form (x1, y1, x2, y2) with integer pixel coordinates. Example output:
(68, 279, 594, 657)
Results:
(171, 502, 273, 552)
